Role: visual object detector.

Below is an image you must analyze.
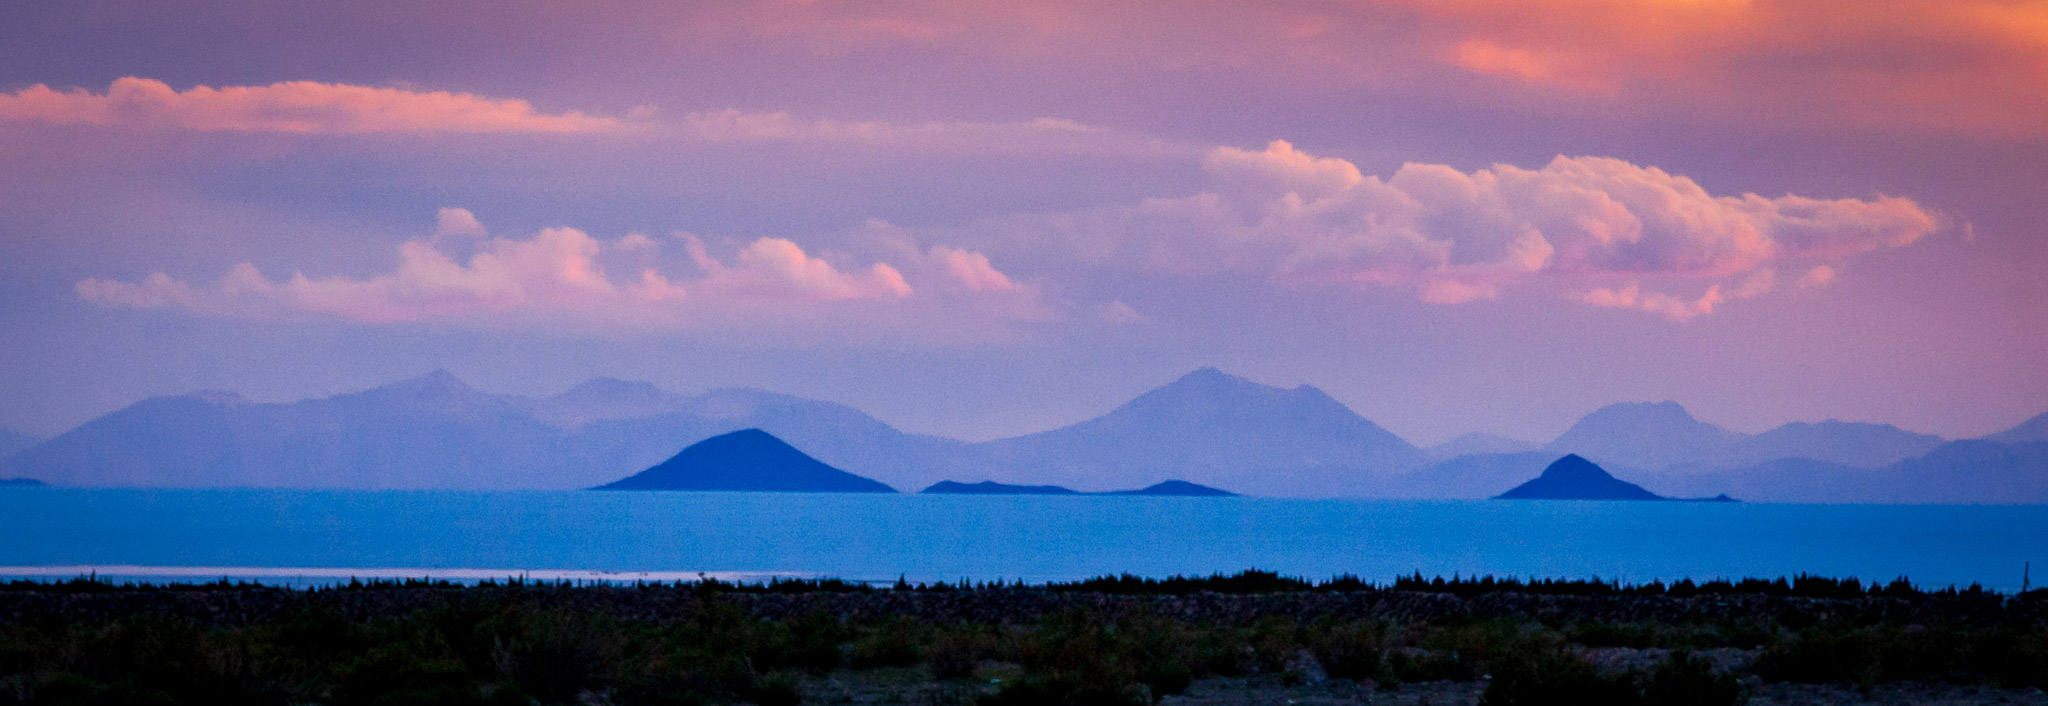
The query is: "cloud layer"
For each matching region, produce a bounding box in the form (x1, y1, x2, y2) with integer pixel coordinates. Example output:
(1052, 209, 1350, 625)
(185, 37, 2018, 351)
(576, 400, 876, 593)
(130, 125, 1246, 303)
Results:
(0, 78, 619, 133)
(78, 209, 1040, 336)
(982, 141, 1938, 319)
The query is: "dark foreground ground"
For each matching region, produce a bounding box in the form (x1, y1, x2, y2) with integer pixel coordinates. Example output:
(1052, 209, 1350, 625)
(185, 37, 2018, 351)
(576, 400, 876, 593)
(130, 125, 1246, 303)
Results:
(2, 573, 2044, 705)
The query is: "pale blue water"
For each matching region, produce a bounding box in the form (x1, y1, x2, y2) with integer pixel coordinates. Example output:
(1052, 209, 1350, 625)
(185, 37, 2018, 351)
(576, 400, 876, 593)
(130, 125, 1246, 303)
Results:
(3, 487, 2044, 590)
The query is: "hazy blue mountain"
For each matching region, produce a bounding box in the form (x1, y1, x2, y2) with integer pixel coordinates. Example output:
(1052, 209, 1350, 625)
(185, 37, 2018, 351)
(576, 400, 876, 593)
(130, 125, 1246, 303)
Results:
(1988, 411, 2048, 444)
(596, 429, 895, 492)
(566, 388, 968, 493)
(1105, 480, 1237, 496)
(923, 480, 1080, 495)
(1649, 440, 2048, 504)
(1546, 402, 1746, 469)
(522, 377, 691, 427)
(967, 368, 1423, 496)
(1739, 420, 1946, 468)
(1498, 455, 1665, 500)
(1424, 432, 1540, 462)
(0, 371, 967, 490)
(0, 372, 579, 488)
(0, 428, 39, 459)
(0, 477, 44, 486)
(1544, 402, 1946, 470)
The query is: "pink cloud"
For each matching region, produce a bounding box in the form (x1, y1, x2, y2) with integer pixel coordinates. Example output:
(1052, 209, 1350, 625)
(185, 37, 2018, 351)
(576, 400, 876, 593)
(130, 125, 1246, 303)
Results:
(1582, 283, 1724, 322)
(931, 246, 1019, 292)
(0, 78, 619, 134)
(980, 140, 1938, 320)
(77, 210, 1037, 336)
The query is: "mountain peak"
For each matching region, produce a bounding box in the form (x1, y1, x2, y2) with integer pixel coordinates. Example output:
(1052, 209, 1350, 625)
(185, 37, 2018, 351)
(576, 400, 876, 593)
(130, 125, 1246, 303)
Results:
(1538, 454, 1609, 482)
(1581, 400, 1699, 424)
(1547, 400, 1743, 469)
(1168, 366, 1251, 388)
(386, 369, 473, 393)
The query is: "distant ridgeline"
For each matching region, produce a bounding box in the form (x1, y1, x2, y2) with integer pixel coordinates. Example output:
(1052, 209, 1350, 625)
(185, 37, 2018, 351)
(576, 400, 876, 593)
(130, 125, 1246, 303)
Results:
(1497, 454, 1735, 502)
(5, 366, 2045, 502)
(922, 479, 1236, 496)
(595, 429, 896, 493)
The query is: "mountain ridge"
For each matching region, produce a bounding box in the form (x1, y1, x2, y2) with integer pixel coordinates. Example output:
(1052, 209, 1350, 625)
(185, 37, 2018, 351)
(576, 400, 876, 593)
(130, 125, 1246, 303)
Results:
(3, 369, 2037, 502)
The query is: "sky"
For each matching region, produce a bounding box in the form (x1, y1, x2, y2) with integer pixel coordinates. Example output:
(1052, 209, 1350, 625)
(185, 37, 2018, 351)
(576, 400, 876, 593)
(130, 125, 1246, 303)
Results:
(1, 0, 2045, 446)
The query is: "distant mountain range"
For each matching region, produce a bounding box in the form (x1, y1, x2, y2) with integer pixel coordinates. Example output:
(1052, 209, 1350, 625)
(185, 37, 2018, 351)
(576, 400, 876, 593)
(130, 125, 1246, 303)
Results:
(1, 368, 2041, 503)
(1543, 402, 1946, 470)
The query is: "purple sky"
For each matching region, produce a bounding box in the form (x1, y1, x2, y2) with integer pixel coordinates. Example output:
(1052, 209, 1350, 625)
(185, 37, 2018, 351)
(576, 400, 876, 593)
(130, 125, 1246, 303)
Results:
(2, 0, 2045, 445)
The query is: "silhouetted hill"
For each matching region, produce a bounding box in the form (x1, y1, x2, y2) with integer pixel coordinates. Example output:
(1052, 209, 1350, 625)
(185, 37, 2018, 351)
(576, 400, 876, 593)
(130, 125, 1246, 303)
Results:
(922, 480, 1080, 495)
(0, 477, 43, 486)
(596, 429, 895, 492)
(967, 368, 1422, 496)
(1497, 454, 1666, 500)
(1105, 480, 1236, 496)
(1423, 433, 1539, 462)
(1988, 411, 2048, 444)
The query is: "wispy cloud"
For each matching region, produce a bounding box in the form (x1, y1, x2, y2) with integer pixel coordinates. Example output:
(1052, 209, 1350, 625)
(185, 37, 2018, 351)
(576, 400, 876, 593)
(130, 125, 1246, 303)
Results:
(671, 109, 1190, 157)
(690, 0, 2048, 137)
(0, 78, 620, 134)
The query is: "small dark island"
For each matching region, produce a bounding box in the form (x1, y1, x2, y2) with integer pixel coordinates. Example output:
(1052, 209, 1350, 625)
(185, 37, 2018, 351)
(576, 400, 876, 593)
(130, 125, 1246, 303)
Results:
(921, 480, 1080, 495)
(1105, 480, 1237, 496)
(1497, 454, 1733, 501)
(922, 479, 1237, 496)
(0, 477, 44, 486)
(594, 429, 896, 493)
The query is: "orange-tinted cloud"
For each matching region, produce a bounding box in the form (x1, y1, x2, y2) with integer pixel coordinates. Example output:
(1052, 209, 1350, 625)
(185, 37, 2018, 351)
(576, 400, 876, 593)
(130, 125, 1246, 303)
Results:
(693, 0, 2048, 138)
(1396, 0, 2048, 136)
(0, 78, 620, 133)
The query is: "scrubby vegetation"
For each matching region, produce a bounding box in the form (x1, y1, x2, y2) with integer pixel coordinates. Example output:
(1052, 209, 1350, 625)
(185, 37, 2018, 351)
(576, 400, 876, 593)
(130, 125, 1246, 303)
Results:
(0, 572, 2042, 705)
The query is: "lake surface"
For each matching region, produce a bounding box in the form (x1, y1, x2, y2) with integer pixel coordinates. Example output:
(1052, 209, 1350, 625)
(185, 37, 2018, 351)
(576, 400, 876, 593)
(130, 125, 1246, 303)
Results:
(3, 487, 2044, 590)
